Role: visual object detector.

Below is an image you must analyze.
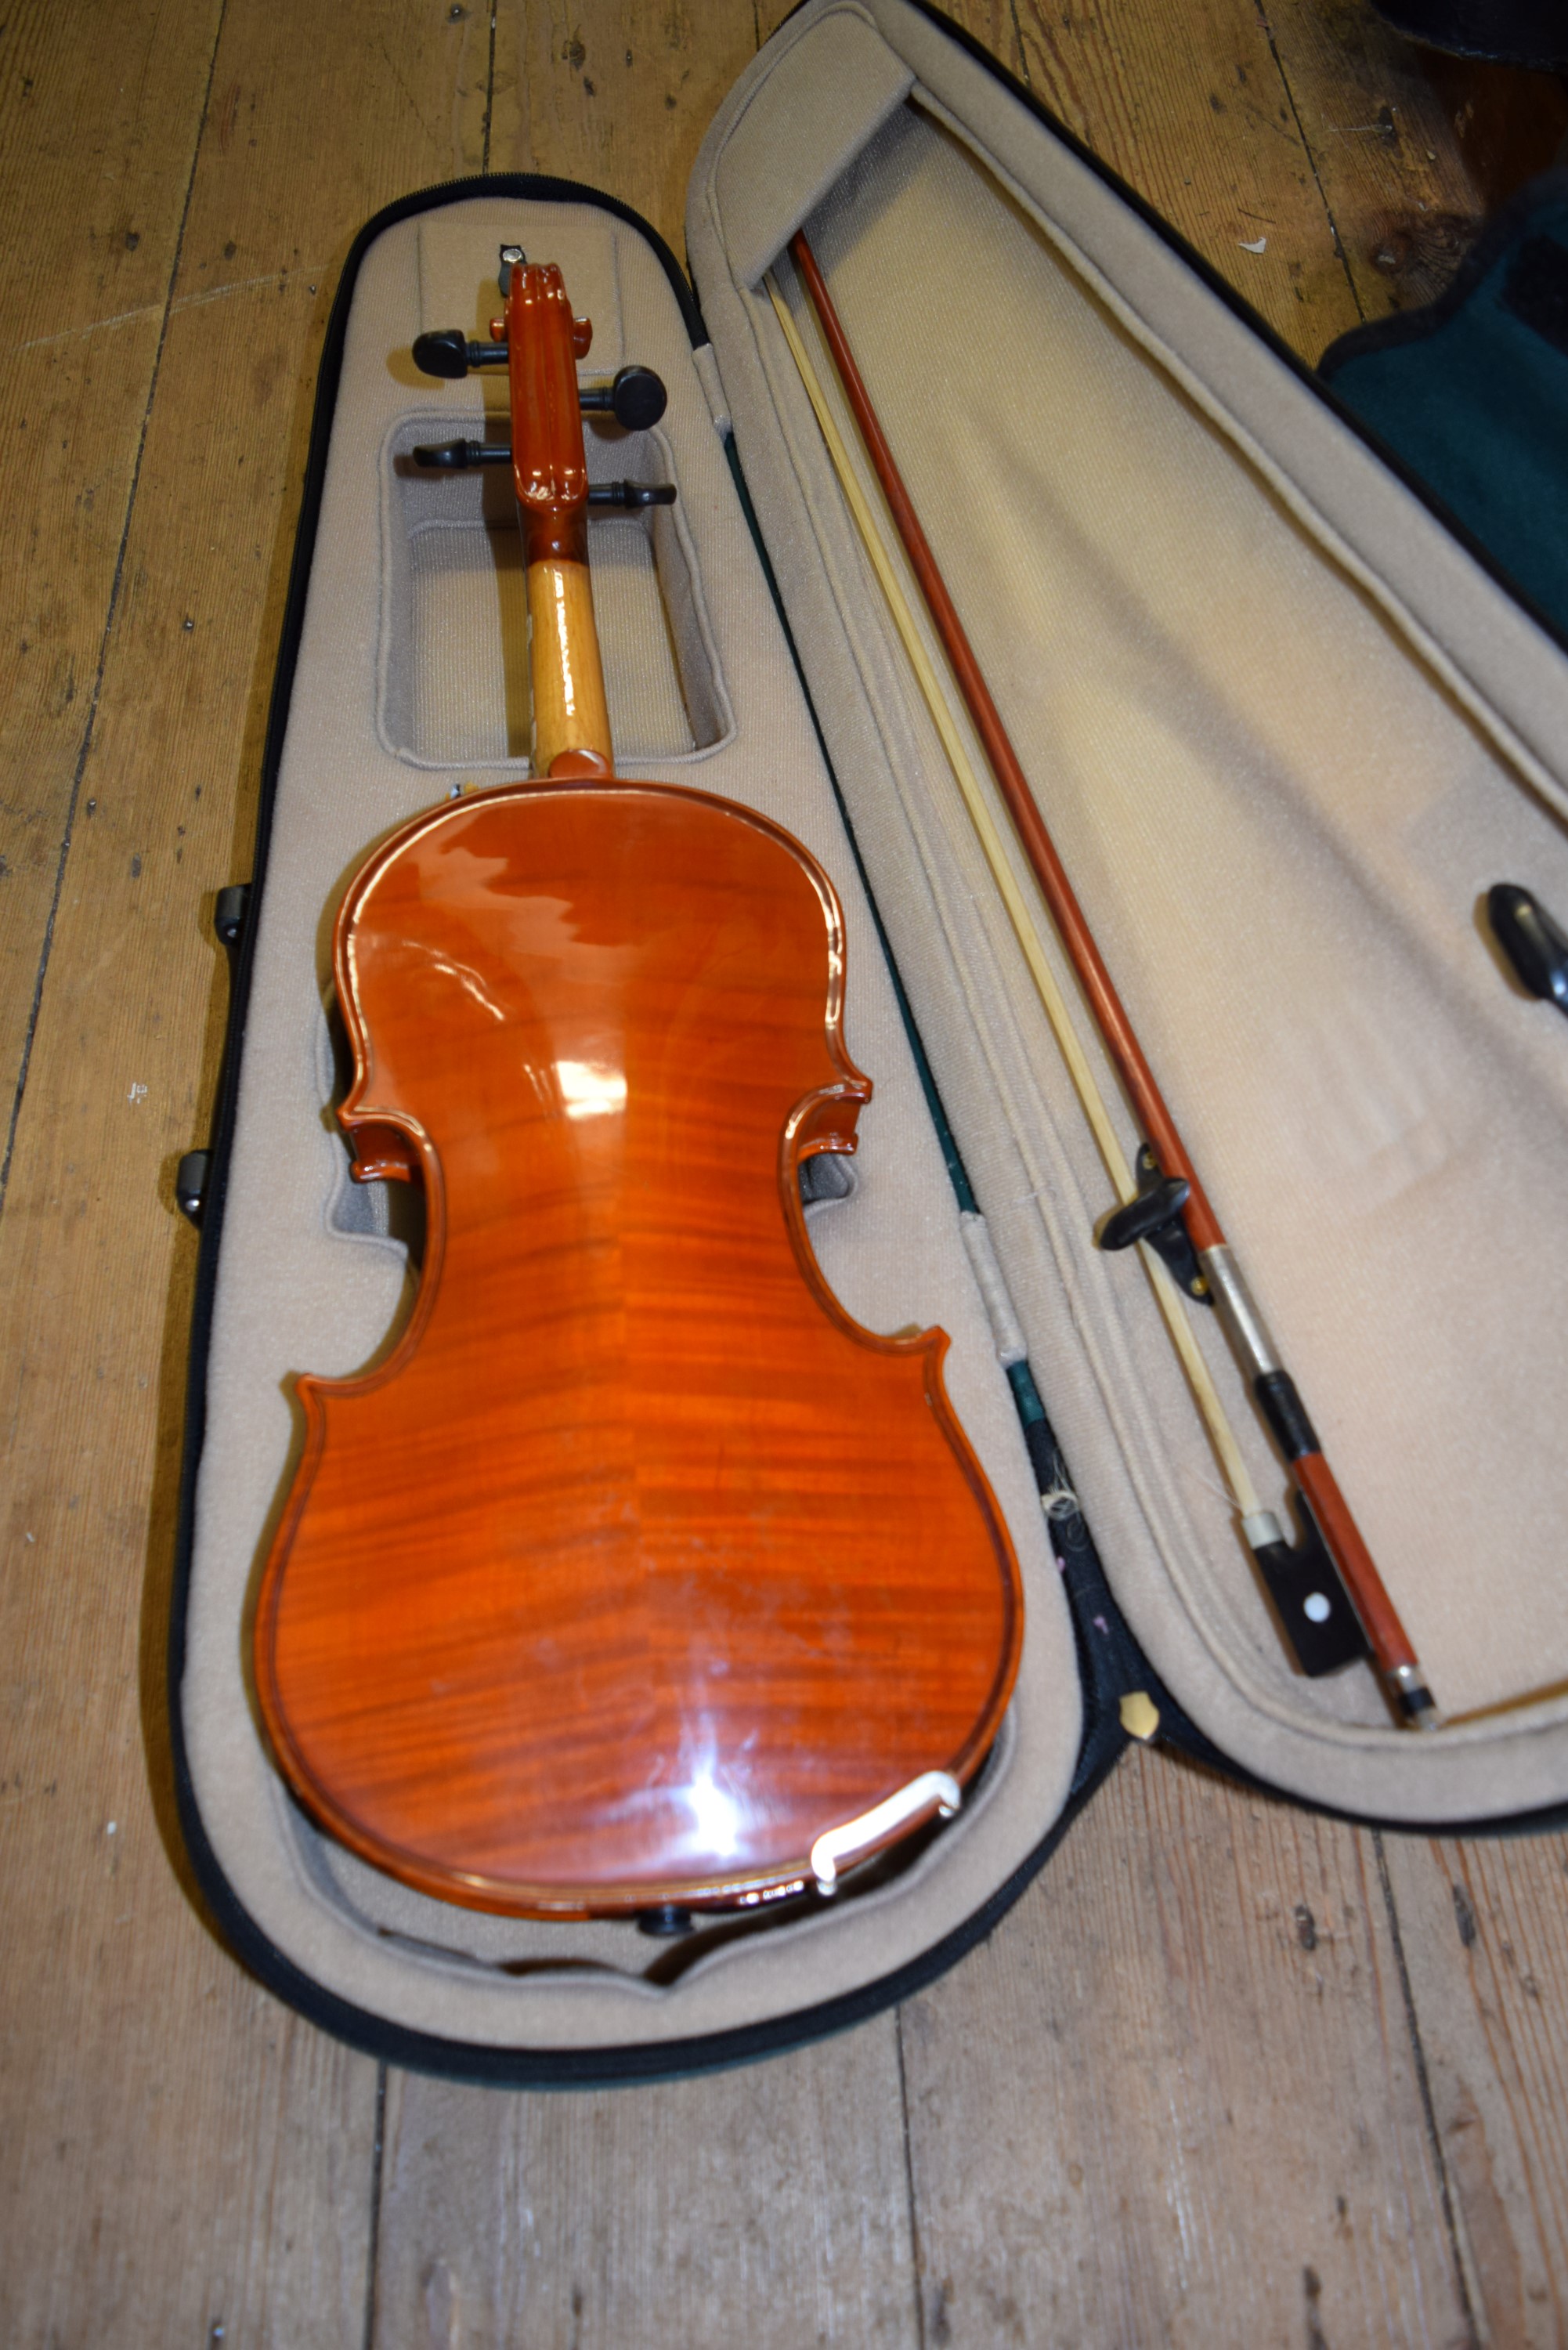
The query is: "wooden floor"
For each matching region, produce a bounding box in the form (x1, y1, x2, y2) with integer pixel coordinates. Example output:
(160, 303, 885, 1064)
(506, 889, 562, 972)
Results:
(2, 3, 1566, 2343)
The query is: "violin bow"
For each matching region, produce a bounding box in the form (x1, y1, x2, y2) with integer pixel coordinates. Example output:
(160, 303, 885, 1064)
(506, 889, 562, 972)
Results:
(771, 231, 1437, 1729)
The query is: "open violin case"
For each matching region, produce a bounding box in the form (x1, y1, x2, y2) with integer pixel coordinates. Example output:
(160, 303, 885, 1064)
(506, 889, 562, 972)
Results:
(171, 0, 1568, 2082)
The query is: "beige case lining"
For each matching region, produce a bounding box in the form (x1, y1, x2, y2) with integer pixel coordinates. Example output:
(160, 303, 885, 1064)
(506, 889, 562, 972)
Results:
(688, 0, 1568, 1813)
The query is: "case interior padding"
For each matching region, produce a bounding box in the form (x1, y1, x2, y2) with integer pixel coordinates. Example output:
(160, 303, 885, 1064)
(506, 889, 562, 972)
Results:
(688, 0, 1568, 1809)
(180, 186, 1081, 2057)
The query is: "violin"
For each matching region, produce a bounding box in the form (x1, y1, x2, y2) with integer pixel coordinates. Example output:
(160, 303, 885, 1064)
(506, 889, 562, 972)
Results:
(252, 248, 1024, 1920)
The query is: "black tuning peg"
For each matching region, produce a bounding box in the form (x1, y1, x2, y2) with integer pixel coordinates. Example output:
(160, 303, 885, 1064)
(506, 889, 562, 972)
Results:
(1488, 883, 1568, 1016)
(411, 327, 508, 379)
(411, 439, 511, 469)
(409, 443, 676, 506)
(587, 481, 677, 508)
(580, 364, 667, 432)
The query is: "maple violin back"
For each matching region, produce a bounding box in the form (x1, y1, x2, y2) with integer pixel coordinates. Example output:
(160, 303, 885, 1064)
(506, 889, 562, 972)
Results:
(255, 782, 1022, 1915)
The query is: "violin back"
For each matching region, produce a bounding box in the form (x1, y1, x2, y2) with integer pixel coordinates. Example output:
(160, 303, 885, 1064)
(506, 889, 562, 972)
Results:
(255, 780, 1022, 1916)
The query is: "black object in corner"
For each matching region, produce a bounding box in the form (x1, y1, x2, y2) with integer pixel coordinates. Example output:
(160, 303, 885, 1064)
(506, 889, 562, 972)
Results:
(1367, 0, 1568, 67)
(1320, 173, 1568, 638)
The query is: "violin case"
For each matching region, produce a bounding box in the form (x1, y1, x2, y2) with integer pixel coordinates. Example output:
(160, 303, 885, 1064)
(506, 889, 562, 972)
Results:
(171, 0, 1568, 2082)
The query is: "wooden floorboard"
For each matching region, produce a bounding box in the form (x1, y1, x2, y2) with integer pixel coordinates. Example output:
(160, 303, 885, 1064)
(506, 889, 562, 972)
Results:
(898, 1748, 1472, 2348)
(0, 2, 498, 2342)
(2, 2, 1566, 2344)
(492, 0, 769, 260)
(0, 0, 223, 1147)
(372, 2019, 921, 2350)
(1260, 0, 1568, 341)
(1010, 0, 1368, 350)
(1381, 1828, 1568, 2346)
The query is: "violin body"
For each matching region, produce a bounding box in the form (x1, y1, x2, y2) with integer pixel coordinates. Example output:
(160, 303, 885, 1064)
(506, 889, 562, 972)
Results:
(255, 780, 1022, 1915)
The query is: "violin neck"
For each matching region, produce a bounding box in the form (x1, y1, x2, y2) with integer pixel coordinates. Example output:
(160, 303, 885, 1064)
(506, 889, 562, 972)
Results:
(526, 540, 612, 779)
(507, 261, 614, 780)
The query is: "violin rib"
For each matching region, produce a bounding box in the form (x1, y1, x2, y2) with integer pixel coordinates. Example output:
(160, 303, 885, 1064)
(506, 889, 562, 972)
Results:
(255, 782, 1023, 1916)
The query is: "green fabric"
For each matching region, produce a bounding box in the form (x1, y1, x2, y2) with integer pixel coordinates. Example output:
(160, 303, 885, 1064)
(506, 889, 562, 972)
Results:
(1321, 185, 1568, 639)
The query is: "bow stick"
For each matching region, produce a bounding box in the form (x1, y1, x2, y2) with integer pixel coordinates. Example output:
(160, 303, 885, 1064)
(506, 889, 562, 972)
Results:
(774, 230, 1436, 1729)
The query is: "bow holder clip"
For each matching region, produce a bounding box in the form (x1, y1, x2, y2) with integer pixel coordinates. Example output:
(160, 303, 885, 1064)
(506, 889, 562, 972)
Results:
(1097, 1144, 1210, 1303)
